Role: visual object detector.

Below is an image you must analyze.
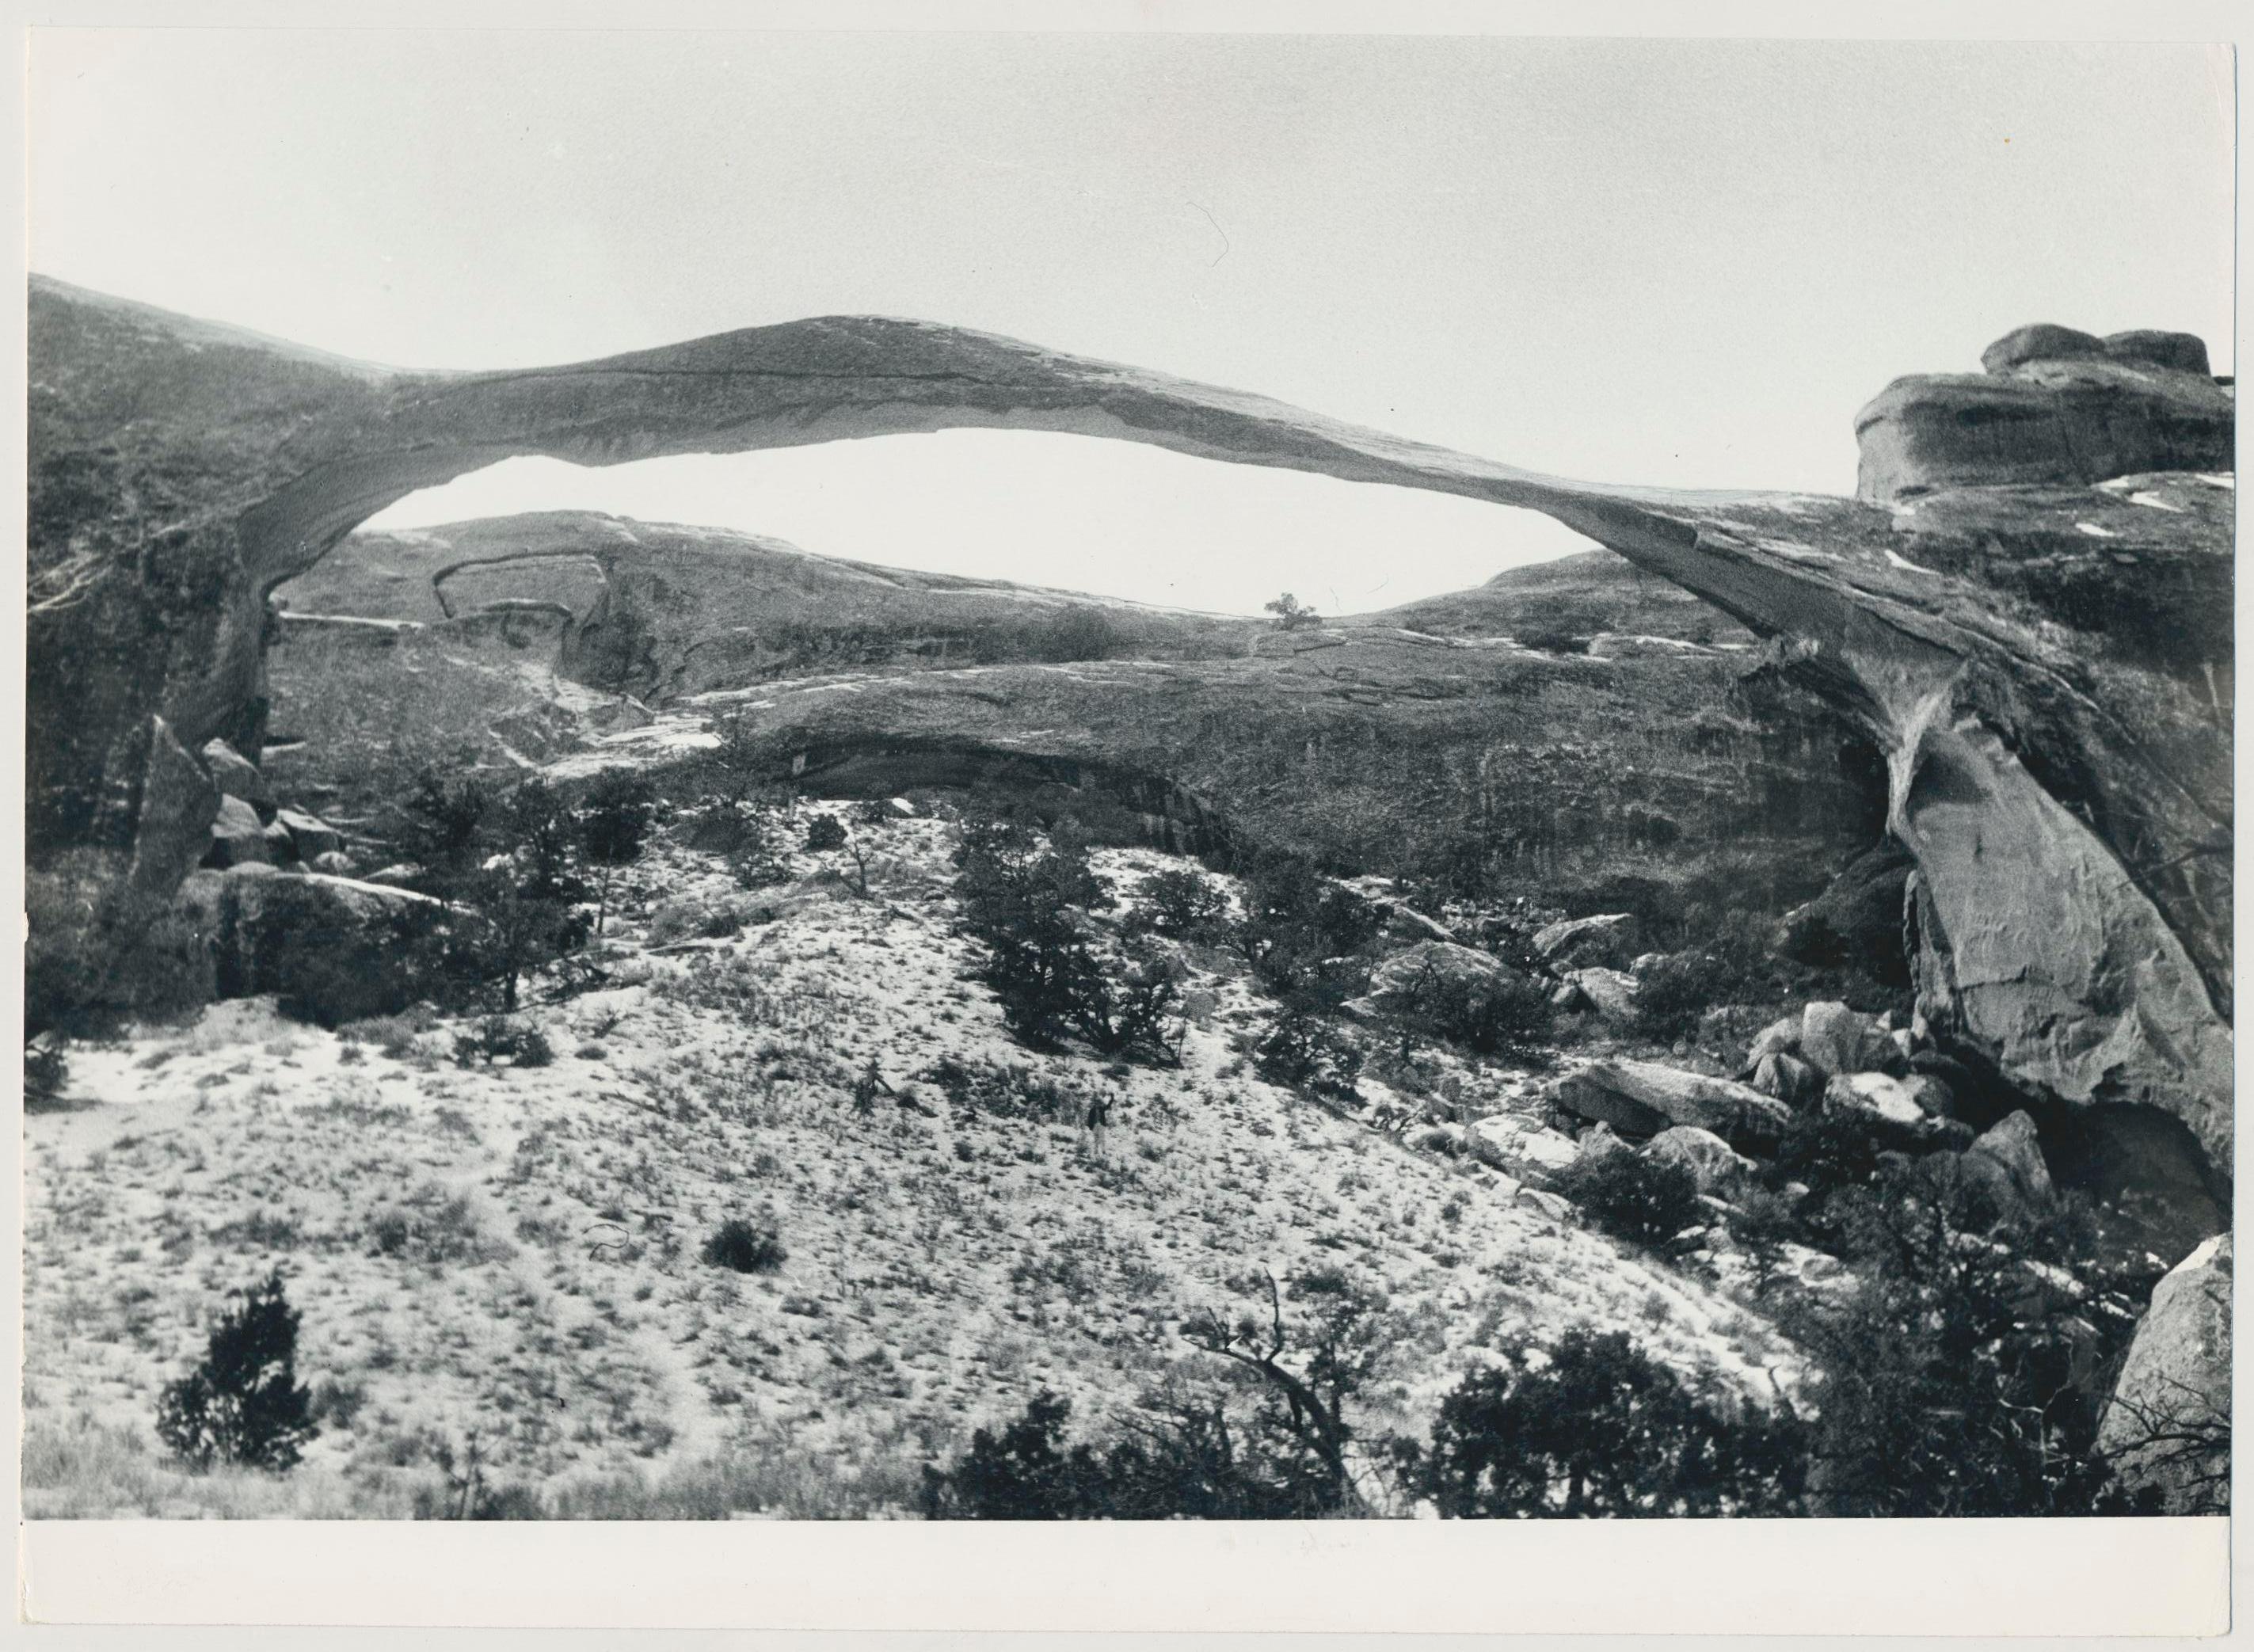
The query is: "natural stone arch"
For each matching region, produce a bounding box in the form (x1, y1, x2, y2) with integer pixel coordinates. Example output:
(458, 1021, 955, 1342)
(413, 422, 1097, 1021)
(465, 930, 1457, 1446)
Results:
(26, 276, 2233, 1170)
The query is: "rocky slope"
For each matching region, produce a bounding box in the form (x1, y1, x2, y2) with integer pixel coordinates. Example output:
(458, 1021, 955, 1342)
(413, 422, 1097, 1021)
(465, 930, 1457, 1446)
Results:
(28, 276, 2231, 1190)
(23, 824, 1795, 1517)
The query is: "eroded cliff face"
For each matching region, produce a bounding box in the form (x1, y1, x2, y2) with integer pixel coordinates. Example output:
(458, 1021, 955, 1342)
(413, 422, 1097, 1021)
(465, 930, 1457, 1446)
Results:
(26, 276, 2232, 1175)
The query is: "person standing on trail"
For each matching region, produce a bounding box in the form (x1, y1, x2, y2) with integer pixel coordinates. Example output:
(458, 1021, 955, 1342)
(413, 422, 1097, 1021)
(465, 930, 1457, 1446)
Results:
(1083, 1091, 1113, 1162)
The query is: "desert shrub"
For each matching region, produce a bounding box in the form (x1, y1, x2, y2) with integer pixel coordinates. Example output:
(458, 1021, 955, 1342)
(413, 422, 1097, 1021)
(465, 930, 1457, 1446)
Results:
(393, 769, 497, 898)
(25, 1038, 71, 1112)
(451, 1016, 554, 1068)
(1767, 1109, 1893, 1208)
(702, 1218, 788, 1275)
(367, 1187, 511, 1266)
(1388, 961, 1553, 1056)
(1725, 1184, 1803, 1299)
(577, 770, 657, 935)
(338, 1011, 432, 1060)
(647, 893, 749, 946)
(1636, 910, 1784, 1040)
(805, 813, 848, 851)
(1251, 1011, 1363, 1099)
(1128, 866, 1232, 940)
(921, 1388, 1321, 1521)
(373, 774, 596, 1014)
(1556, 1149, 1703, 1247)
(1403, 1327, 1805, 1517)
(1632, 952, 1735, 1041)
(953, 813, 1179, 1063)
(925, 1054, 1083, 1122)
(308, 1375, 370, 1429)
(1784, 1156, 2148, 1515)
(444, 866, 590, 1014)
(1238, 851, 1381, 1007)
(154, 1271, 318, 1473)
(1263, 592, 1321, 631)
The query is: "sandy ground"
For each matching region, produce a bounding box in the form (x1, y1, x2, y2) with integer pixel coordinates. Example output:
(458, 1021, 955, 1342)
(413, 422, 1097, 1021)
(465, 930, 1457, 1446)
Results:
(23, 816, 1795, 1517)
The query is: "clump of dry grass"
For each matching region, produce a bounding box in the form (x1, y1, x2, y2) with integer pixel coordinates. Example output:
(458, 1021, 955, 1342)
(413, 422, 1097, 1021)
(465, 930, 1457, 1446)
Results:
(21, 1415, 417, 1519)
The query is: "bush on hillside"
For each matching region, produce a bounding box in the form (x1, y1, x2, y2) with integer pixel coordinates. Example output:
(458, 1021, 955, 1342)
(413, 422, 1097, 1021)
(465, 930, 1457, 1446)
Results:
(1555, 1149, 1703, 1247)
(921, 1388, 1318, 1520)
(1251, 1011, 1363, 1100)
(701, 1219, 788, 1276)
(451, 1016, 554, 1069)
(154, 1271, 318, 1473)
(577, 769, 657, 936)
(25, 1039, 72, 1113)
(1402, 1327, 1805, 1517)
(1128, 866, 1232, 941)
(952, 813, 1181, 1064)
(1238, 851, 1383, 1007)
(1388, 959, 1554, 1056)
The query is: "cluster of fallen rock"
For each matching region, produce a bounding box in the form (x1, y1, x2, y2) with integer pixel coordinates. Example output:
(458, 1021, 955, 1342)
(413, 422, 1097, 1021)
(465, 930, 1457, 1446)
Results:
(197, 736, 354, 875)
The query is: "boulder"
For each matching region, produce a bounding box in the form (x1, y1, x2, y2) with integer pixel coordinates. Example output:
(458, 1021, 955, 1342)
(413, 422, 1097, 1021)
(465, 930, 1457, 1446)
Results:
(1572, 1121, 1634, 1166)
(1979, 323, 2108, 374)
(275, 807, 344, 861)
(120, 714, 223, 900)
(173, 863, 437, 1024)
(200, 737, 272, 813)
(1750, 1052, 1825, 1107)
(1799, 1000, 1883, 1077)
(1556, 1059, 1793, 1152)
(2103, 329, 2212, 375)
(1902, 1073, 1955, 1117)
(261, 818, 299, 861)
(1516, 1187, 1574, 1224)
(1641, 1125, 1756, 1197)
(310, 849, 356, 876)
(204, 794, 272, 869)
(1822, 1071, 1928, 1130)
(1369, 941, 1513, 1010)
(1966, 1110, 2054, 1206)
(2095, 1235, 2230, 1513)
(1532, 912, 1643, 971)
(1776, 841, 1912, 983)
(1746, 1014, 1803, 1065)
(1548, 982, 1586, 1011)
(1567, 967, 1641, 1023)
(1467, 1112, 1578, 1178)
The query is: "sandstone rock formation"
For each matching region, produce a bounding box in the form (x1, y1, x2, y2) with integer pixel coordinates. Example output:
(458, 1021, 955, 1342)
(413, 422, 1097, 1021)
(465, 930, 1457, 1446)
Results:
(26, 277, 2231, 1189)
(1856, 325, 2231, 501)
(2096, 1233, 2231, 1513)
(1556, 1059, 1794, 1153)
(1640, 1125, 1756, 1197)
(1532, 912, 1643, 971)
(1368, 940, 1521, 1009)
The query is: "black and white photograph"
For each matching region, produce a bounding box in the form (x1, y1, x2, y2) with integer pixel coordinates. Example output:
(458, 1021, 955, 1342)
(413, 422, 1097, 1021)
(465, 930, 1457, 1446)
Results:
(13, 10, 2237, 1630)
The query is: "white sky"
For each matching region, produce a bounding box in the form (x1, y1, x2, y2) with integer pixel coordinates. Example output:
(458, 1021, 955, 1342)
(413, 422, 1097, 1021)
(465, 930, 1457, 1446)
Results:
(29, 32, 2236, 614)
